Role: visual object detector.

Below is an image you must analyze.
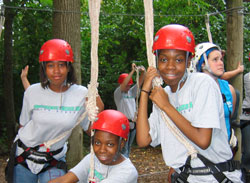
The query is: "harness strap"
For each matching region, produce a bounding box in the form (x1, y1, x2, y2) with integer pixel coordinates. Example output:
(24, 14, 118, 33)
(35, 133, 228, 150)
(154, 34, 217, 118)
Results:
(197, 154, 234, 183)
(18, 158, 67, 173)
(176, 154, 239, 182)
(240, 120, 250, 130)
(16, 139, 63, 164)
(5, 140, 18, 183)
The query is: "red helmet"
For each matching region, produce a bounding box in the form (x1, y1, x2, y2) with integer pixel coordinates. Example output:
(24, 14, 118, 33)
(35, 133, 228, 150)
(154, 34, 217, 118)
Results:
(39, 39, 74, 62)
(118, 73, 133, 85)
(92, 110, 129, 140)
(152, 24, 195, 56)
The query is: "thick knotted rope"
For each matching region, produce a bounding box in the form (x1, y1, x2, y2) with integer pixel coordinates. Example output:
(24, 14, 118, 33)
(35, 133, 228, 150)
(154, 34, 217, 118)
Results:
(143, 0, 197, 159)
(133, 65, 145, 122)
(87, 0, 101, 182)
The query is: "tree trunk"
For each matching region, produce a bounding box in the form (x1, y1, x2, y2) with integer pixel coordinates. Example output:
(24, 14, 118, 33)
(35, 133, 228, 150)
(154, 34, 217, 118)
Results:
(226, 0, 243, 161)
(3, 0, 16, 147)
(52, 0, 83, 169)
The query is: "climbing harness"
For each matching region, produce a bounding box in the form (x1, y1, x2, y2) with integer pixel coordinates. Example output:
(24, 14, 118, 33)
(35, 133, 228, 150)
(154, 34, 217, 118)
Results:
(5, 139, 67, 183)
(171, 154, 240, 183)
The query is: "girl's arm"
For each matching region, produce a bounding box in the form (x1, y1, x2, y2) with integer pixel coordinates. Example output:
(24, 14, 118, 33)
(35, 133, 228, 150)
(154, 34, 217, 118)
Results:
(21, 65, 31, 90)
(48, 172, 79, 183)
(120, 63, 136, 91)
(220, 61, 244, 80)
(136, 67, 158, 147)
(150, 86, 212, 150)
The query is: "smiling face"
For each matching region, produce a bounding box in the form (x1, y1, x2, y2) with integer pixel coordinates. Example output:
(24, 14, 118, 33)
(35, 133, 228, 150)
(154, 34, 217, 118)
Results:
(93, 130, 125, 166)
(45, 61, 69, 92)
(158, 49, 188, 92)
(206, 50, 224, 77)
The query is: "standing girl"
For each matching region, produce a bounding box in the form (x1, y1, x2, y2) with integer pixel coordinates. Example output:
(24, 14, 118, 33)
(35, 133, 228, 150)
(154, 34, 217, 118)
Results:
(136, 24, 242, 182)
(7, 39, 104, 183)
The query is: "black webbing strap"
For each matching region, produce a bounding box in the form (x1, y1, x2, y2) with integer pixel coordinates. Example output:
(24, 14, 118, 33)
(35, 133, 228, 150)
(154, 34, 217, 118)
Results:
(175, 155, 191, 183)
(5, 140, 18, 183)
(197, 154, 233, 183)
(16, 139, 63, 164)
(175, 154, 239, 183)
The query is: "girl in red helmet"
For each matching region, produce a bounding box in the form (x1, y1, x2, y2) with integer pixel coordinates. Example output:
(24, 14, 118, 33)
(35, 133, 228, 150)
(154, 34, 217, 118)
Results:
(6, 39, 104, 183)
(136, 24, 243, 182)
(49, 110, 138, 183)
(114, 63, 145, 158)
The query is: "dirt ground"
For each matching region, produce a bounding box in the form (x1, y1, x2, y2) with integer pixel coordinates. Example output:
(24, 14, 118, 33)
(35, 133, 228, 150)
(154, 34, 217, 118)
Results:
(0, 146, 169, 183)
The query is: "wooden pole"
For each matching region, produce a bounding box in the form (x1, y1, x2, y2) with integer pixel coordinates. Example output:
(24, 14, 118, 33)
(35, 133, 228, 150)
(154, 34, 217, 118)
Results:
(226, 0, 244, 161)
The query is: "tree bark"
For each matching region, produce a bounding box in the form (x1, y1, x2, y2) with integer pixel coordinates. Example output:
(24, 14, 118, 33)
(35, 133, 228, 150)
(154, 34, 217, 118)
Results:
(3, 0, 16, 147)
(226, 0, 243, 161)
(52, 0, 83, 169)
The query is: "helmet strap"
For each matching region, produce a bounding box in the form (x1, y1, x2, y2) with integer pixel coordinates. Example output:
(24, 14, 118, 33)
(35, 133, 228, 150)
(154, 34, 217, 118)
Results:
(112, 137, 122, 162)
(174, 51, 189, 107)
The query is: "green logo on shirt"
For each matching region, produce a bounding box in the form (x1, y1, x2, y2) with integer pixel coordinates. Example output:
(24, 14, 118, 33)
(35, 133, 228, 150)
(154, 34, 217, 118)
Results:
(176, 102, 193, 112)
(34, 105, 82, 111)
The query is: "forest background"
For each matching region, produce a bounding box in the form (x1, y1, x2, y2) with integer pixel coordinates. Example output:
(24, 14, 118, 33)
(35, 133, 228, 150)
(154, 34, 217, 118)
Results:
(0, 0, 249, 159)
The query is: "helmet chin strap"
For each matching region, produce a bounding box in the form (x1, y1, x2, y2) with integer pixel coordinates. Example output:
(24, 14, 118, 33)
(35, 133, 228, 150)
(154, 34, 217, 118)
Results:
(112, 137, 123, 162)
(174, 51, 189, 106)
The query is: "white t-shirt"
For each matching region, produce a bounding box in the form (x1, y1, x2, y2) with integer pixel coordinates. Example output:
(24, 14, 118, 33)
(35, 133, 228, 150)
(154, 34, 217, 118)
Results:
(70, 153, 138, 183)
(148, 73, 242, 183)
(114, 85, 137, 120)
(16, 83, 90, 174)
(240, 72, 250, 120)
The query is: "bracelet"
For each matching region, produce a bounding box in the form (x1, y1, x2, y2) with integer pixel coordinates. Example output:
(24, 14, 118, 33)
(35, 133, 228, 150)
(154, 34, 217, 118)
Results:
(141, 89, 150, 95)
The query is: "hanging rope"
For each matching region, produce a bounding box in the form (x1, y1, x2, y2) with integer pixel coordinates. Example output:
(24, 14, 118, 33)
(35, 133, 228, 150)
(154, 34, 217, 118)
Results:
(40, 3, 101, 180)
(132, 65, 145, 122)
(87, 0, 101, 182)
(143, 0, 197, 159)
(205, 13, 213, 43)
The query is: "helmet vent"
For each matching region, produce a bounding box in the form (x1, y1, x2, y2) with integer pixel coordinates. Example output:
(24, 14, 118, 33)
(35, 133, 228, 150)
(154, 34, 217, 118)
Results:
(65, 49, 70, 55)
(186, 36, 192, 43)
(122, 124, 127, 130)
(154, 35, 159, 42)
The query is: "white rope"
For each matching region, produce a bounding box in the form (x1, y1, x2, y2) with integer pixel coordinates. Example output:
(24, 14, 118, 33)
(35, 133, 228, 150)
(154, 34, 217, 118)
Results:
(133, 65, 145, 122)
(87, 0, 101, 182)
(205, 14, 213, 43)
(143, 0, 197, 159)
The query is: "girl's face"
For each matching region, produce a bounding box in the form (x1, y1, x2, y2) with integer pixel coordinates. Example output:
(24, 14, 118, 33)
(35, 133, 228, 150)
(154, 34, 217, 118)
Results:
(206, 50, 224, 76)
(93, 130, 124, 165)
(158, 49, 188, 92)
(45, 61, 69, 92)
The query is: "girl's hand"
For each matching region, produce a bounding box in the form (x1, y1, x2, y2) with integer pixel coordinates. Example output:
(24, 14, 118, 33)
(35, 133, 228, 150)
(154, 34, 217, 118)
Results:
(132, 63, 136, 71)
(21, 65, 29, 79)
(141, 66, 159, 92)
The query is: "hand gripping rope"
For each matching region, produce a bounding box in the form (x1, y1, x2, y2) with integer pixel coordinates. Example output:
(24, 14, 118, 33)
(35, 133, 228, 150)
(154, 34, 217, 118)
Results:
(143, 0, 198, 159)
